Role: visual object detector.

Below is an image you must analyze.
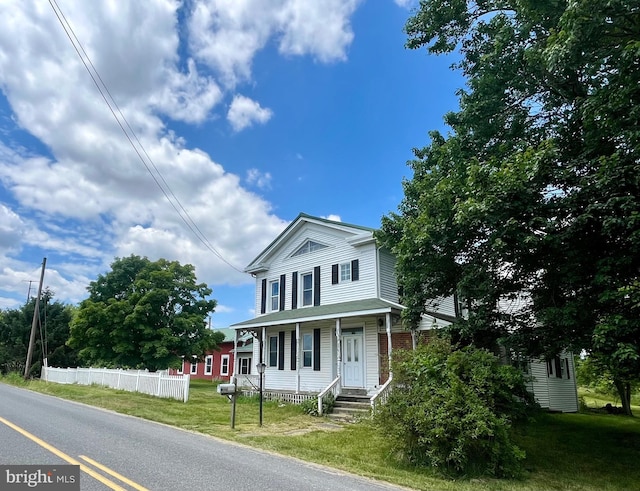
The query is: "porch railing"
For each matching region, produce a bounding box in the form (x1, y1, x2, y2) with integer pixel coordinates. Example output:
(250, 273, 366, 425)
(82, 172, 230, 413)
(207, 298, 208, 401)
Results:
(317, 375, 341, 416)
(235, 373, 259, 390)
(370, 374, 393, 413)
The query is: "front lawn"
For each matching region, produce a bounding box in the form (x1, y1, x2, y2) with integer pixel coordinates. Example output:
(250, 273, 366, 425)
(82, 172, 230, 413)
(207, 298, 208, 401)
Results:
(3, 376, 640, 490)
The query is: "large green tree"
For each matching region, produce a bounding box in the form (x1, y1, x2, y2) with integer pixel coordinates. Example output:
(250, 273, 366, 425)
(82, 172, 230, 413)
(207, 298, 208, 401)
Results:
(68, 255, 222, 371)
(0, 290, 77, 376)
(379, 1, 640, 413)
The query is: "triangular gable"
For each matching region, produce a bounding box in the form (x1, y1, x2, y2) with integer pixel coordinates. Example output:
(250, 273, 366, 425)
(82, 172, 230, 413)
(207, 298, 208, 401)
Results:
(245, 212, 375, 273)
(291, 239, 329, 257)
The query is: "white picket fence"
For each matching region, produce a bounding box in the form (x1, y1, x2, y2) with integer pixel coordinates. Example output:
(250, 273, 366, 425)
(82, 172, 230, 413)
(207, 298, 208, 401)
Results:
(41, 367, 190, 402)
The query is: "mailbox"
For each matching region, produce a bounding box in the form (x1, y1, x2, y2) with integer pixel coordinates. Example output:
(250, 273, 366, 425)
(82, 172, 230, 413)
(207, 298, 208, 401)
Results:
(217, 383, 236, 395)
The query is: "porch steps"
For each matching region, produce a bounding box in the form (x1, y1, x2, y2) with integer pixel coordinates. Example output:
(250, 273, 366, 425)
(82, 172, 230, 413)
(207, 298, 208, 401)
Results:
(328, 392, 371, 422)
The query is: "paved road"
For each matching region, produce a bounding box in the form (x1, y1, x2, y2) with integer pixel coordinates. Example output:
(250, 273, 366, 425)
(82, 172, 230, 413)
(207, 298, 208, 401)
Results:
(0, 383, 408, 490)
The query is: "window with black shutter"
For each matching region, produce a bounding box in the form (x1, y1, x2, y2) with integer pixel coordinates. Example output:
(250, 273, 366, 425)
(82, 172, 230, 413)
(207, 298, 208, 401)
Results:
(279, 274, 286, 311)
(313, 328, 321, 371)
(260, 279, 267, 314)
(313, 266, 321, 306)
(291, 272, 298, 310)
(278, 331, 285, 370)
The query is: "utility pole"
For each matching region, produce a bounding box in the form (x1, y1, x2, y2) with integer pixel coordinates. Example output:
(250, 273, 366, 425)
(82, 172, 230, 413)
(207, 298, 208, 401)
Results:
(24, 258, 46, 380)
(25, 280, 35, 304)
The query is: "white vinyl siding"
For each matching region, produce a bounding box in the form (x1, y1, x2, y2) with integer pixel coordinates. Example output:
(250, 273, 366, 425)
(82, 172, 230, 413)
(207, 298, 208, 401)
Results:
(378, 249, 399, 302)
(528, 354, 578, 412)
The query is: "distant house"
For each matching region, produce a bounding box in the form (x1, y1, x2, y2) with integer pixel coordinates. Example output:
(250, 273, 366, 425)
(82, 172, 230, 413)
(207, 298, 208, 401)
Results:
(170, 328, 252, 382)
(230, 213, 578, 412)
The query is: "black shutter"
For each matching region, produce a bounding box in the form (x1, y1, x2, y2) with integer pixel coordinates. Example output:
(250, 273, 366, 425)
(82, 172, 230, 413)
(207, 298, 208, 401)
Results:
(279, 274, 286, 311)
(291, 272, 298, 310)
(314, 266, 321, 306)
(278, 331, 285, 370)
(351, 259, 359, 281)
(290, 330, 296, 370)
(565, 358, 570, 379)
(260, 279, 267, 314)
(554, 356, 562, 378)
(331, 264, 339, 284)
(313, 328, 321, 371)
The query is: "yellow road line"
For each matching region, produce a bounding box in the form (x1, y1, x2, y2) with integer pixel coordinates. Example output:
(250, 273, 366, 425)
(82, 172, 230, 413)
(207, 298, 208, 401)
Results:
(79, 455, 149, 491)
(0, 415, 143, 491)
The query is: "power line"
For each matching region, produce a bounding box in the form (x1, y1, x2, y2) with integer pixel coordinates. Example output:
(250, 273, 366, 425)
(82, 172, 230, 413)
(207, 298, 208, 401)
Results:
(48, 0, 245, 274)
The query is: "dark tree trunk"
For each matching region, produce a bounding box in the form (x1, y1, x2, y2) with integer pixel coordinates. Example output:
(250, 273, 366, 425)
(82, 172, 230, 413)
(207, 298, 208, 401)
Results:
(614, 378, 633, 416)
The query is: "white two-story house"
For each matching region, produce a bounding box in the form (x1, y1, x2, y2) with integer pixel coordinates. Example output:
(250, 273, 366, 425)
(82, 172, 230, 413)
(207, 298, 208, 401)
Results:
(231, 213, 578, 412)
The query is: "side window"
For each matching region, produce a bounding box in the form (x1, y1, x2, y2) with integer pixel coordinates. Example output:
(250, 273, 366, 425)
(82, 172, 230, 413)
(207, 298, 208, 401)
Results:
(302, 333, 313, 367)
(301, 272, 313, 307)
(269, 336, 278, 367)
(270, 280, 280, 311)
(190, 361, 198, 375)
(204, 355, 213, 375)
(220, 355, 230, 376)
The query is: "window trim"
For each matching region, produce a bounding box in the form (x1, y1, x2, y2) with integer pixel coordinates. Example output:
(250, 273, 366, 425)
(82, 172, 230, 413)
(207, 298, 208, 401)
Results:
(269, 335, 278, 367)
(220, 354, 230, 376)
(204, 355, 213, 375)
(300, 271, 314, 307)
(269, 279, 280, 312)
(340, 262, 351, 282)
(239, 357, 252, 375)
(302, 333, 313, 368)
(190, 361, 198, 375)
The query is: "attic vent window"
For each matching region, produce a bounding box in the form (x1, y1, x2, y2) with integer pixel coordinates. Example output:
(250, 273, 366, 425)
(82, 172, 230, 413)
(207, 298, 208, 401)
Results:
(292, 240, 327, 257)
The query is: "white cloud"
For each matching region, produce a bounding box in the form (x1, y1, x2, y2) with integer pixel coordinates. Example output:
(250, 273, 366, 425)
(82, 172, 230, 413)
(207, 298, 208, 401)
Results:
(394, 0, 416, 8)
(246, 169, 272, 189)
(323, 214, 342, 222)
(188, 0, 360, 86)
(0, 0, 363, 310)
(227, 95, 273, 131)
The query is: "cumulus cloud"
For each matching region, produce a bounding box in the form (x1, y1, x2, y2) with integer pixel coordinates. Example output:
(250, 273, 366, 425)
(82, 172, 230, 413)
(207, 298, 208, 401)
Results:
(246, 169, 272, 190)
(323, 214, 342, 222)
(188, 0, 360, 86)
(0, 0, 361, 308)
(227, 95, 273, 131)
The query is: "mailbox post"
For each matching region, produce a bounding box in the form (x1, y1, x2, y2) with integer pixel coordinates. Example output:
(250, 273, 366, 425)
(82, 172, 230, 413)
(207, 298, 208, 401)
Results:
(217, 383, 237, 429)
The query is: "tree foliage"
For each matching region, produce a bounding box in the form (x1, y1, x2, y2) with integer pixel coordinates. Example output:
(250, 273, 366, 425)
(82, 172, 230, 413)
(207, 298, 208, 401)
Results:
(68, 255, 222, 371)
(375, 338, 535, 477)
(379, 0, 640, 413)
(0, 290, 77, 376)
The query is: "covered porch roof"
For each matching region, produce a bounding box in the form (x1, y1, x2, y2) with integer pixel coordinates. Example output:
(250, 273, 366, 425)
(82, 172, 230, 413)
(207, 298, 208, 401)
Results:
(230, 298, 404, 330)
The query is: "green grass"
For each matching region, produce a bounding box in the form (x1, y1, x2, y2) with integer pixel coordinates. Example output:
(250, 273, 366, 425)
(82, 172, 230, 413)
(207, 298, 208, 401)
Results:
(3, 376, 640, 491)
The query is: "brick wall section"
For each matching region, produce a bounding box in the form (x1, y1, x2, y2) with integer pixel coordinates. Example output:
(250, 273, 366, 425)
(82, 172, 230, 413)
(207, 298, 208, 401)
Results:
(378, 332, 413, 384)
(378, 331, 434, 384)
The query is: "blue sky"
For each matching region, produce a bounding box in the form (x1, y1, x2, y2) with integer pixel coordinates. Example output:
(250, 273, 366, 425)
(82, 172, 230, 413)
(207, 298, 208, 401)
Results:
(0, 0, 463, 328)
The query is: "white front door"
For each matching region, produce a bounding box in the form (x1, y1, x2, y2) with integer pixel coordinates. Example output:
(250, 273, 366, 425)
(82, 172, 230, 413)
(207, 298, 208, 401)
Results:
(342, 332, 364, 387)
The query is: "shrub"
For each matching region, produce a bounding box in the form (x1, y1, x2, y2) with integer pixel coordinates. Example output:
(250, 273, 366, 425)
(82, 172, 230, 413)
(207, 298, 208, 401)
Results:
(300, 393, 335, 416)
(374, 338, 536, 478)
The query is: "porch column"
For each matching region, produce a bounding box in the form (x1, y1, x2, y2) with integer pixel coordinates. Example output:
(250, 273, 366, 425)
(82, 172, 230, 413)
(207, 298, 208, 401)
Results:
(386, 312, 393, 377)
(295, 322, 301, 393)
(411, 328, 417, 350)
(261, 326, 266, 388)
(335, 318, 342, 384)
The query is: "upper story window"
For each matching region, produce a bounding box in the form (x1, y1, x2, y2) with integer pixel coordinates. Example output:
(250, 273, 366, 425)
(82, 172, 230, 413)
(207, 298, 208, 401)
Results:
(332, 259, 359, 284)
(301, 272, 313, 307)
(340, 262, 351, 282)
(292, 240, 328, 257)
(270, 279, 280, 311)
